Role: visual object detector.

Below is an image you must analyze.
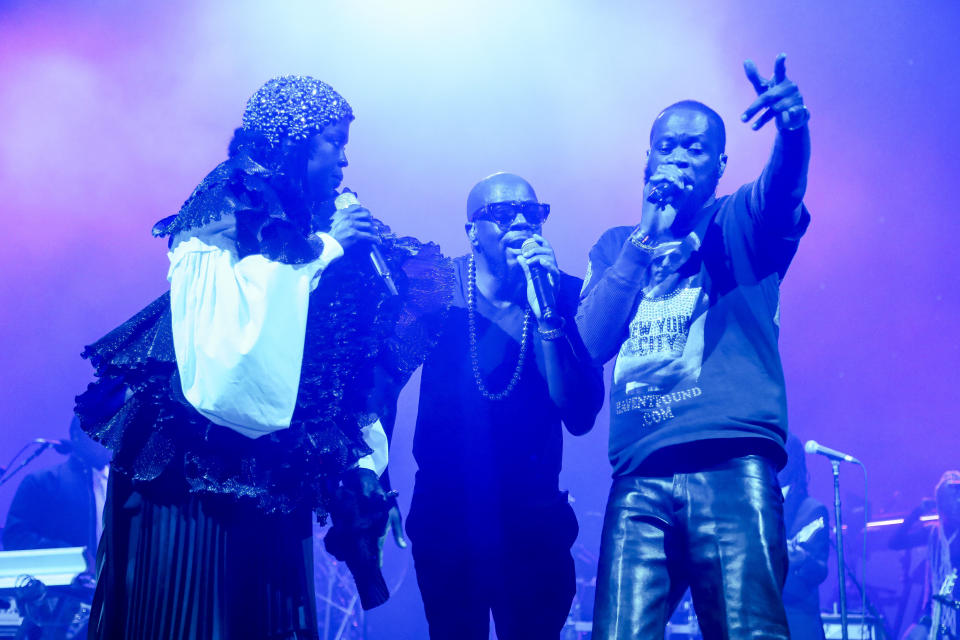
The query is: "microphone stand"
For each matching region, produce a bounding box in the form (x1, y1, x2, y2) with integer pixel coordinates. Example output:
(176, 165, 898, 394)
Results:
(832, 459, 850, 640)
(839, 549, 891, 640)
(0, 442, 52, 488)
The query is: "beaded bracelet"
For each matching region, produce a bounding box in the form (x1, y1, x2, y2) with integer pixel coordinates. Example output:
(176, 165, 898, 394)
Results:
(629, 232, 662, 253)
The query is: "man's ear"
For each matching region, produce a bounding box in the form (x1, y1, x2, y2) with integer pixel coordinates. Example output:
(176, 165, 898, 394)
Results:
(466, 222, 479, 247)
(718, 153, 728, 178)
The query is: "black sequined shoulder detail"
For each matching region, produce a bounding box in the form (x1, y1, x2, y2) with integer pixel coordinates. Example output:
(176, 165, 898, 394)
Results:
(74, 290, 370, 516)
(152, 154, 321, 265)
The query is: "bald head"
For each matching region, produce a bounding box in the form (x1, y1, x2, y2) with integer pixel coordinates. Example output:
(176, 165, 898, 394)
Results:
(653, 100, 726, 153)
(466, 172, 538, 219)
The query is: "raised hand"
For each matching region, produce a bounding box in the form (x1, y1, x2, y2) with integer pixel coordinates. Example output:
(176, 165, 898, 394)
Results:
(741, 53, 809, 132)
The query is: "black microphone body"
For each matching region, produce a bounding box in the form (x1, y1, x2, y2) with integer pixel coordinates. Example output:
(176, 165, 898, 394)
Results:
(520, 238, 558, 323)
(804, 439, 860, 464)
(647, 181, 677, 206)
(334, 191, 399, 296)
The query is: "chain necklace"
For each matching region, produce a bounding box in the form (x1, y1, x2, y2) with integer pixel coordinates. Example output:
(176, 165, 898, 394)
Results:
(467, 254, 531, 401)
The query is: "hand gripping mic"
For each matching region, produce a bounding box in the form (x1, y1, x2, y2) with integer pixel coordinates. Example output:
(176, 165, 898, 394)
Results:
(647, 181, 679, 206)
(334, 191, 399, 296)
(647, 174, 690, 207)
(521, 238, 558, 323)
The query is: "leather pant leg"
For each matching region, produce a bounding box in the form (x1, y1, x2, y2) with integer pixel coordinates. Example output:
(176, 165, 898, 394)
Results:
(591, 475, 689, 639)
(684, 455, 789, 640)
(592, 455, 789, 640)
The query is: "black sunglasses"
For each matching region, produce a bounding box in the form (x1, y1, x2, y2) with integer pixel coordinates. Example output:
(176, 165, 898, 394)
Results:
(469, 201, 551, 226)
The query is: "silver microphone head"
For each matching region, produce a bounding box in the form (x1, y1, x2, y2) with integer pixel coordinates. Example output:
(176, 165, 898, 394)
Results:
(521, 238, 539, 253)
(35, 438, 73, 454)
(804, 440, 819, 454)
(334, 191, 359, 210)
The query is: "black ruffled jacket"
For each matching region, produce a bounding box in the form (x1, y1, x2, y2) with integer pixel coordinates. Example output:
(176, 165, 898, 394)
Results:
(75, 153, 452, 606)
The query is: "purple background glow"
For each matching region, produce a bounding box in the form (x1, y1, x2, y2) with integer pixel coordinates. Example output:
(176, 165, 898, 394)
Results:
(2, 1, 958, 635)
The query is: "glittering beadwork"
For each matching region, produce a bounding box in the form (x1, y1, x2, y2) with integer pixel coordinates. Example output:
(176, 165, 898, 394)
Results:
(467, 254, 530, 400)
(242, 75, 354, 148)
(625, 287, 701, 357)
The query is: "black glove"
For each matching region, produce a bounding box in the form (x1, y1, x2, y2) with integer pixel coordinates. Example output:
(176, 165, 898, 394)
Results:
(324, 468, 394, 610)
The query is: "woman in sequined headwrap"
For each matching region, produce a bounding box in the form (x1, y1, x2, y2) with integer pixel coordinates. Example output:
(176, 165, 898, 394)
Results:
(76, 76, 451, 639)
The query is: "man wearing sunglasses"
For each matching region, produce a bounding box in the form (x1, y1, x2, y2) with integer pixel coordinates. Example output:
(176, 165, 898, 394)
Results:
(577, 55, 811, 639)
(404, 172, 604, 639)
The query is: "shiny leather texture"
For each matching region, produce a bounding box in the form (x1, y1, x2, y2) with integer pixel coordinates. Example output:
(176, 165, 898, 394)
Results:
(592, 455, 789, 640)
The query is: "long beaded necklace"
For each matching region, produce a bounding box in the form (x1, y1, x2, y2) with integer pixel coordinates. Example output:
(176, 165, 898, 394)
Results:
(467, 254, 531, 401)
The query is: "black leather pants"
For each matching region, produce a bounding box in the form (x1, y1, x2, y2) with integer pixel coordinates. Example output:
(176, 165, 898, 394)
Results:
(592, 454, 789, 640)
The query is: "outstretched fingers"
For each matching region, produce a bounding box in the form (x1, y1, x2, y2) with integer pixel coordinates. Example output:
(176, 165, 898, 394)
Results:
(742, 53, 799, 127)
(742, 81, 798, 124)
(774, 53, 787, 84)
(743, 59, 767, 95)
(741, 90, 778, 123)
(750, 107, 778, 131)
(751, 94, 802, 130)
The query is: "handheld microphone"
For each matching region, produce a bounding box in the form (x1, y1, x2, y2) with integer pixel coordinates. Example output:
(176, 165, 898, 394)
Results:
(804, 439, 860, 465)
(35, 438, 73, 455)
(334, 191, 399, 296)
(647, 181, 678, 206)
(520, 238, 558, 323)
(647, 175, 692, 207)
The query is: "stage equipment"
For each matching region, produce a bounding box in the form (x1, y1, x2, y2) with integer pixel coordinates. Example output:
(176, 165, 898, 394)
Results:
(807, 440, 863, 640)
(0, 547, 91, 639)
(822, 611, 881, 640)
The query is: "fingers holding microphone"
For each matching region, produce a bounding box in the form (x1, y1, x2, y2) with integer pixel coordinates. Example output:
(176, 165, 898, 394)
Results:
(640, 168, 689, 243)
(332, 190, 399, 295)
(518, 234, 560, 278)
(519, 235, 561, 324)
(331, 191, 382, 250)
(645, 165, 692, 208)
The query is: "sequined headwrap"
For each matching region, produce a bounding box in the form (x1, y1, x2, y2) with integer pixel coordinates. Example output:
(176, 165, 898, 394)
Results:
(242, 75, 353, 148)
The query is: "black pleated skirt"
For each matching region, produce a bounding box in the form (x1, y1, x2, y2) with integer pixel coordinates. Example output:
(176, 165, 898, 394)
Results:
(89, 470, 318, 640)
